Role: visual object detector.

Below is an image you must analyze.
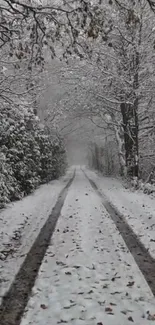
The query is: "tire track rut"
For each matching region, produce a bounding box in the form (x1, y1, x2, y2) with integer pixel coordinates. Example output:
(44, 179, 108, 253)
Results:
(0, 171, 75, 325)
(84, 170, 155, 296)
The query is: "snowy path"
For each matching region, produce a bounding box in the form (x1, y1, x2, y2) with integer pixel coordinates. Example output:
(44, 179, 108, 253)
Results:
(0, 169, 74, 303)
(21, 168, 155, 325)
(85, 168, 155, 259)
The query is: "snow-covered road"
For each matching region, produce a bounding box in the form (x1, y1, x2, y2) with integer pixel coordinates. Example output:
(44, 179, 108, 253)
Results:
(20, 168, 155, 325)
(0, 169, 74, 303)
(85, 168, 155, 260)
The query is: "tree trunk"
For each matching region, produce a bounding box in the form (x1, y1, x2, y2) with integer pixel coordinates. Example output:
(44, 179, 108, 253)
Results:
(114, 124, 127, 177)
(120, 102, 139, 177)
(133, 50, 139, 177)
(120, 51, 139, 178)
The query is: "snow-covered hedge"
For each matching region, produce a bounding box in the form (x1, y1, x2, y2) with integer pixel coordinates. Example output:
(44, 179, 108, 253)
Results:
(131, 177, 155, 195)
(0, 105, 67, 207)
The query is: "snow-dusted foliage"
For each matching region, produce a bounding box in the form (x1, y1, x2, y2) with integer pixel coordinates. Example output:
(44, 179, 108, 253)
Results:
(58, 0, 155, 182)
(88, 138, 120, 176)
(0, 105, 67, 208)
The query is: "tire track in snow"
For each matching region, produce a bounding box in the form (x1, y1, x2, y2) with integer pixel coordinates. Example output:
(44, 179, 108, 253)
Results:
(83, 169, 155, 296)
(0, 171, 75, 325)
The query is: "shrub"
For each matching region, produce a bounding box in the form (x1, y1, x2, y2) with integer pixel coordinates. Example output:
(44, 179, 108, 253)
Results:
(0, 104, 67, 207)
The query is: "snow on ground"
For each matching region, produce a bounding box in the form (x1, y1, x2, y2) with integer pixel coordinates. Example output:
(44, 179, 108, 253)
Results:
(85, 168, 155, 260)
(0, 168, 74, 303)
(21, 169, 155, 325)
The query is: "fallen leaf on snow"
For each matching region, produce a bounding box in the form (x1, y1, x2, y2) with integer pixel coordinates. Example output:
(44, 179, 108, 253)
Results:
(87, 264, 95, 270)
(111, 276, 121, 281)
(111, 272, 120, 282)
(57, 320, 68, 323)
(127, 281, 135, 287)
(105, 307, 113, 313)
(73, 265, 81, 269)
(64, 304, 76, 309)
(128, 316, 134, 322)
(103, 284, 108, 289)
(56, 261, 66, 266)
(110, 291, 122, 295)
(147, 312, 155, 320)
(40, 304, 48, 309)
(88, 290, 94, 294)
(63, 229, 69, 233)
(65, 271, 72, 275)
(121, 310, 127, 315)
(98, 301, 105, 306)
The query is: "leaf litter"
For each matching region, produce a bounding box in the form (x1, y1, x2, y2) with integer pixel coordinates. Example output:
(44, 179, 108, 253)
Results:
(20, 170, 155, 325)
